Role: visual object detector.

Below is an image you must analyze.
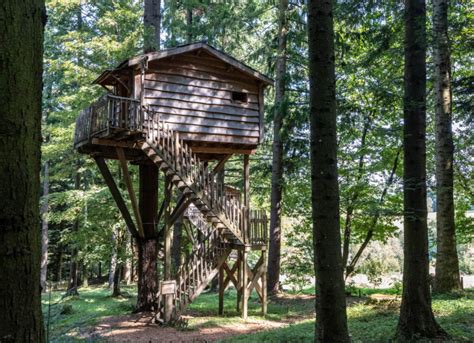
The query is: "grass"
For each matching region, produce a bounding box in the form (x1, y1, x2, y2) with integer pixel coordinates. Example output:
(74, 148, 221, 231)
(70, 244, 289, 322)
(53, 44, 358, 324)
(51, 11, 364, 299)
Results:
(42, 285, 137, 342)
(42, 285, 474, 342)
(224, 290, 474, 342)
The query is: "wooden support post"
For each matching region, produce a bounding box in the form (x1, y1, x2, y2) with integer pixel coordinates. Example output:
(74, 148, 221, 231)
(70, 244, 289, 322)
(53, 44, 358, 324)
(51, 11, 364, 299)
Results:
(94, 157, 139, 238)
(243, 155, 250, 209)
(116, 148, 145, 238)
(262, 247, 268, 316)
(236, 251, 242, 313)
(218, 262, 225, 315)
(243, 155, 250, 244)
(163, 174, 173, 322)
(241, 247, 249, 320)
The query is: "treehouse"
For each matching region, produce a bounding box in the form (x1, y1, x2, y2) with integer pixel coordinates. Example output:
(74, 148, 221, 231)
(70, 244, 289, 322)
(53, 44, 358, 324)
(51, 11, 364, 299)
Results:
(73, 42, 273, 323)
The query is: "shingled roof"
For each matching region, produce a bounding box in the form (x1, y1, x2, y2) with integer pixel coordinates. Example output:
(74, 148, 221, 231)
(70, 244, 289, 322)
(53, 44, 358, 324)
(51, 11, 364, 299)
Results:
(94, 42, 273, 87)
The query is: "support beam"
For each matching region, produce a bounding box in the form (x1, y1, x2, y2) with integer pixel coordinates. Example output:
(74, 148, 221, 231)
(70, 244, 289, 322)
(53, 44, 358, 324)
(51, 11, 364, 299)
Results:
(212, 154, 231, 175)
(169, 194, 194, 226)
(94, 157, 140, 238)
(117, 147, 145, 238)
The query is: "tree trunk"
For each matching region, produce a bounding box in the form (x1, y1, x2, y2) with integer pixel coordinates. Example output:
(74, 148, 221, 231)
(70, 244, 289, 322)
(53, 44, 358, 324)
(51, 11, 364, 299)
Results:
(98, 261, 102, 279)
(433, 0, 460, 293)
(109, 226, 118, 288)
(81, 263, 88, 287)
(0, 1, 46, 340)
(66, 165, 81, 296)
(135, 164, 160, 312)
(268, 0, 288, 296)
(122, 230, 132, 284)
(186, 6, 193, 43)
(112, 263, 122, 297)
(136, 237, 159, 311)
(144, 0, 161, 52)
(396, 0, 447, 340)
(55, 247, 63, 282)
(66, 250, 79, 296)
(308, 1, 350, 341)
(40, 161, 49, 291)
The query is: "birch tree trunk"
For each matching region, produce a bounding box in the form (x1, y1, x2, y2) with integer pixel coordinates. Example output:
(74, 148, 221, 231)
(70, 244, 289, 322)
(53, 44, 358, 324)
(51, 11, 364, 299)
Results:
(268, 0, 289, 295)
(0, 1, 46, 340)
(396, 0, 447, 339)
(433, 0, 461, 293)
(308, 1, 349, 341)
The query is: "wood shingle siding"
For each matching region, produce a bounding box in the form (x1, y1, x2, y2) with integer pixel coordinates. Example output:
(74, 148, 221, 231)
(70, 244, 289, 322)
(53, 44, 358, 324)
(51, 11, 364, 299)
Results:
(143, 53, 263, 146)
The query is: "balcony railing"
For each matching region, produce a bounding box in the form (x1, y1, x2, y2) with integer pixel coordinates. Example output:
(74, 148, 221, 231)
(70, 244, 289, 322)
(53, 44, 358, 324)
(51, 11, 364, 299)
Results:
(74, 94, 141, 146)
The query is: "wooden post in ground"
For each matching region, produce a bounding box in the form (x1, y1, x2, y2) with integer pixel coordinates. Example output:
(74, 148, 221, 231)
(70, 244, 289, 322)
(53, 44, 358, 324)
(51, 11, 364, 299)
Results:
(243, 154, 250, 209)
(262, 247, 268, 315)
(242, 246, 249, 319)
(164, 175, 173, 322)
(236, 250, 242, 313)
(218, 263, 225, 315)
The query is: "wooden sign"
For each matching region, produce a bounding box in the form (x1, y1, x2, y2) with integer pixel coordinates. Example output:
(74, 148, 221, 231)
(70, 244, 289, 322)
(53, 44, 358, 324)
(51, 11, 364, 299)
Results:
(160, 280, 176, 295)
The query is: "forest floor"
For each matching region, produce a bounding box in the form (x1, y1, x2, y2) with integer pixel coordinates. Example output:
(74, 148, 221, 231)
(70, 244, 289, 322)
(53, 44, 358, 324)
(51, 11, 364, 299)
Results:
(41, 285, 474, 342)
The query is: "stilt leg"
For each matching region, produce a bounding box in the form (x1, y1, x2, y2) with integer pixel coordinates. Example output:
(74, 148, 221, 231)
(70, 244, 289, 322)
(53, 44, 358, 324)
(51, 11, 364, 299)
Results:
(242, 247, 249, 320)
(218, 262, 225, 315)
(236, 250, 242, 313)
(164, 175, 173, 323)
(262, 247, 268, 316)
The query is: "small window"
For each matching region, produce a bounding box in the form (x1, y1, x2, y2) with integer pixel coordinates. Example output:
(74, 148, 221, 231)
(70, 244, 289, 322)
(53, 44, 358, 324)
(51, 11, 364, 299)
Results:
(231, 91, 248, 103)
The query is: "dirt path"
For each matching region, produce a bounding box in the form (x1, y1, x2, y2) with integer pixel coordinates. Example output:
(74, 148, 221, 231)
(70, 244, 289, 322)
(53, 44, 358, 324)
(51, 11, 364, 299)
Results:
(88, 294, 317, 342)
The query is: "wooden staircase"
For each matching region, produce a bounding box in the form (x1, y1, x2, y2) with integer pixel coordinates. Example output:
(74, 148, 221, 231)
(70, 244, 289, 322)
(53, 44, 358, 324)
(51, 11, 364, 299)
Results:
(140, 107, 251, 320)
(74, 96, 268, 322)
(140, 107, 247, 244)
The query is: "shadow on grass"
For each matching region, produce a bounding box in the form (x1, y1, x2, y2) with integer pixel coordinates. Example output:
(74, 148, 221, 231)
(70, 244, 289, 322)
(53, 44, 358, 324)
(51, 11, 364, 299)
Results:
(223, 291, 474, 343)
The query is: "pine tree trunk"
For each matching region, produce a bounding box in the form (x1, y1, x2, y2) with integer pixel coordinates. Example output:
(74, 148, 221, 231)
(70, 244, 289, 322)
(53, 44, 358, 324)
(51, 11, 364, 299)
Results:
(307, 1, 349, 341)
(40, 161, 49, 291)
(396, 0, 447, 340)
(0, 1, 46, 340)
(432, 0, 460, 293)
(144, 0, 161, 52)
(268, 0, 288, 296)
(135, 164, 159, 312)
(136, 237, 159, 311)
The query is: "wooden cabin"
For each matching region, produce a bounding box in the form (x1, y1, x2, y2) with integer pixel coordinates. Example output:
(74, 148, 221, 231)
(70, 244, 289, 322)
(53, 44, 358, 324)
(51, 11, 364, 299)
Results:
(73, 42, 272, 323)
(75, 42, 272, 160)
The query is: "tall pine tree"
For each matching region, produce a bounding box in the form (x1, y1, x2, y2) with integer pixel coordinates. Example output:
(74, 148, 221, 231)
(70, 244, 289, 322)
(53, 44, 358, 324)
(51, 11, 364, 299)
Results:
(308, 0, 350, 341)
(0, 1, 46, 340)
(396, 0, 447, 339)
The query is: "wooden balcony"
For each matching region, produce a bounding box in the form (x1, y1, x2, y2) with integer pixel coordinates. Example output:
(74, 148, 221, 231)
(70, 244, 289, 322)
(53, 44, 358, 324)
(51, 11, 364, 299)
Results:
(74, 95, 149, 160)
(74, 95, 142, 147)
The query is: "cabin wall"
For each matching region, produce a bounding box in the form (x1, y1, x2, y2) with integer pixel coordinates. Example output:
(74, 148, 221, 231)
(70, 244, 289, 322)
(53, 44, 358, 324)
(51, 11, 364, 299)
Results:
(142, 54, 262, 146)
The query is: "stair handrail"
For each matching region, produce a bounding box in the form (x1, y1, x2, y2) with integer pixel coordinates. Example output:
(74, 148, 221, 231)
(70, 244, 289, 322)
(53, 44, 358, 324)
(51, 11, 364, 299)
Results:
(142, 106, 245, 242)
